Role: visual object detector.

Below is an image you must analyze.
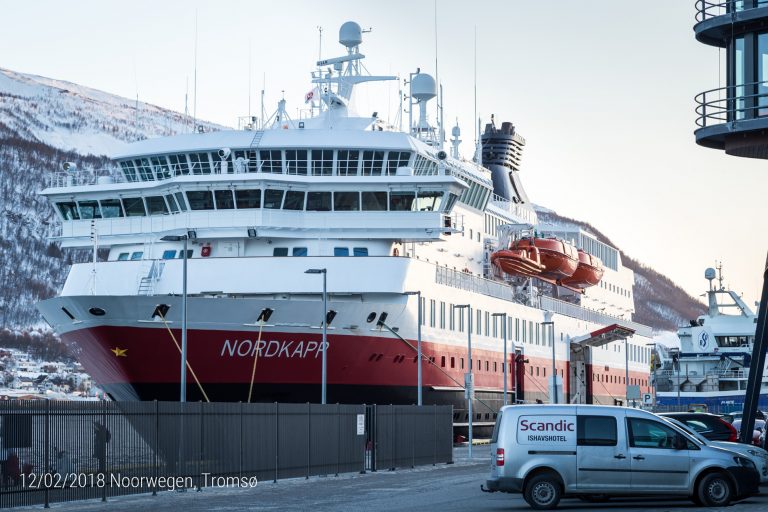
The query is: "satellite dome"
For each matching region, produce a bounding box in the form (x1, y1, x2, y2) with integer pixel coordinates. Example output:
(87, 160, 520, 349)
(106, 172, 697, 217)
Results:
(705, 268, 716, 280)
(451, 124, 461, 137)
(339, 22, 363, 48)
(411, 73, 436, 101)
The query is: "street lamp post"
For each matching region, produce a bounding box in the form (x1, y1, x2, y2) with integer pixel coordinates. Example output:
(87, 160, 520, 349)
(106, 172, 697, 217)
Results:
(625, 338, 630, 406)
(492, 313, 508, 406)
(542, 320, 556, 404)
(646, 342, 657, 409)
(404, 291, 422, 406)
(161, 234, 189, 402)
(305, 268, 328, 404)
(454, 304, 472, 458)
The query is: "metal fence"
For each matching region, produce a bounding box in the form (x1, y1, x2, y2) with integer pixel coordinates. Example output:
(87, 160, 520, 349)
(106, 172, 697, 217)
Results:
(0, 401, 453, 509)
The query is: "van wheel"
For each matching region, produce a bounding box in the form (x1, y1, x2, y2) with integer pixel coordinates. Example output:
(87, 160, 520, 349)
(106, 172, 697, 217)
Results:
(696, 472, 732, 507)
(524, 474, 562, 510)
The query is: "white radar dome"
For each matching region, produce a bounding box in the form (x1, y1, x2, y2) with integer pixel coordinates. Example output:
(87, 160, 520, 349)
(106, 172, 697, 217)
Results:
(705, 268, 716, 280)
(451, 125, 461, 137)
(411, 73, 436, 102)
(339, 22, 363, 48)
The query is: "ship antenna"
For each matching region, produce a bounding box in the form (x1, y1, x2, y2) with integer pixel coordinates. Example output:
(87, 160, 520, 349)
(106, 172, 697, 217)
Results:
(248, 39, 252, 121)
(193, 10, 198, 132)
(434, 0, 441, 148)
(473, 25, 477, 151)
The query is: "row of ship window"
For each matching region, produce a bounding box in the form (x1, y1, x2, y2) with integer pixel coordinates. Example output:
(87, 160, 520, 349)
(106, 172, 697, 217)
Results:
(117, 150, 414, 181)
(114, 247, 369, 260)
(55, 189, 456, 220)
(417, 298, 650, 364)
(592, 372, 649, 388)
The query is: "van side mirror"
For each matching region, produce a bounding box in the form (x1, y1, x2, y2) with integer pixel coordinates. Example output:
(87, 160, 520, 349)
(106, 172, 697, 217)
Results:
(674, 436, 687, 450)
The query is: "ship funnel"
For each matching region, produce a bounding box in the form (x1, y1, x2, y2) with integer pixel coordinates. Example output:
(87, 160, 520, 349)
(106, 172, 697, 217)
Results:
(411, 73, 436, 134)
(339, 21, 363, 49)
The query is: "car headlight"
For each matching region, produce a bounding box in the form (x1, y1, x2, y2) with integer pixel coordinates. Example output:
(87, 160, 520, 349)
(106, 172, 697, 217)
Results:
(734, 456, 757, 469)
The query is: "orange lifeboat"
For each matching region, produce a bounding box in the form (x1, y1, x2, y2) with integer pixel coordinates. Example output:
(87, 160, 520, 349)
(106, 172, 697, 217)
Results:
(491, 246, 545, 278)
(561, 249, 604, 289)
(513, 237, 578, 281)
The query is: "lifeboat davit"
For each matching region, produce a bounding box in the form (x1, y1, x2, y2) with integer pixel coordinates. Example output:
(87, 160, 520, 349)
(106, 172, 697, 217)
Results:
(561, 249, 604, 289)
(513, 237, 578, 281)
(491, 247, 545, 278)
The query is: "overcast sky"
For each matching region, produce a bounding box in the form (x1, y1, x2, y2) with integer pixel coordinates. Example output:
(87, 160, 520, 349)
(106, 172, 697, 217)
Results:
(2, 0, 765, 308)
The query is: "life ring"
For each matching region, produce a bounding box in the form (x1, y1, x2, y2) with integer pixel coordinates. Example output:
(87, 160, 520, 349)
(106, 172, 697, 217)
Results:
(392, 248, 399, 257)
(201, 245, 211, 257)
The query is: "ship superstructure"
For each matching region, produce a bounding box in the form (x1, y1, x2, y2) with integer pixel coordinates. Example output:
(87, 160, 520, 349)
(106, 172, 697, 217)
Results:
(37, 22, 653, 422)
(654, 266, 767, 409)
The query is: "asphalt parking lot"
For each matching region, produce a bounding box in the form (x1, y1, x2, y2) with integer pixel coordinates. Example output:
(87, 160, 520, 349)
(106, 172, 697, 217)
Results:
(13, 448, 768, 512)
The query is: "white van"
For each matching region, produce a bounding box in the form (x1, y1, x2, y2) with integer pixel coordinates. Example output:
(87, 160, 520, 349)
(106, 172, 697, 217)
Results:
(483, 404, 760, 509)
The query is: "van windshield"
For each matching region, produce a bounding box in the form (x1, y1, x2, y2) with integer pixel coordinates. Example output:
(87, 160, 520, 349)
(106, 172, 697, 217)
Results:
(491, 411, 502, 443)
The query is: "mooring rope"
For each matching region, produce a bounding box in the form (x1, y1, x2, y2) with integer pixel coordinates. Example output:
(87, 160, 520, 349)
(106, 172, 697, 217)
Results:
(247, 319, 265, 403)
(157, 310, 210, 402)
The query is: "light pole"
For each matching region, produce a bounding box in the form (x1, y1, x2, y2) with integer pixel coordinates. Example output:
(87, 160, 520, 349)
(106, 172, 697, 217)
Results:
(646, 342, 657, 409)
(625, 338, 630, 407)
(305, 268, 328, 404)
(492, 313, 508, 406)
(404, 291, 422, 406)
(454, 304, 472, 458)
(542, 319, 556, 404)
(161, 234, 189, 402)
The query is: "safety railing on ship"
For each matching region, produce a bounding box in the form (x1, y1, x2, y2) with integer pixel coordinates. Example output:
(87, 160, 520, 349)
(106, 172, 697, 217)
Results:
(696, 81, 768, 128)
(695, 0, 767, 23)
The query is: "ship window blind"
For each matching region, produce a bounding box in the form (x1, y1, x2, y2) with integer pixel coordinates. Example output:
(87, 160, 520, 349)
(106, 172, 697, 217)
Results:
(333, 192, 360, 211)
(311, 150, 334, 176)
(283, 190, 305, 210)
(285, 150, 308, 175)
(361, 150, 384, 176)
(361, 191, 387, 211)
(337, 150, 360, 176)
(168, 154, 189, 176)
(235, 189, 261, 209)
(264, 189, 284, 209)
(146, 196, 169, 215)
(56, 202, 80, 220)
(186, 191, 214, 210)
(259, 150, 282, 173)
(213, 190, 235, 210)
(306, 191, 332, 211)
(386, 151, 411, 175)
(100, 199, 124, 218)
(77, 201, 102, 219)
(122, 197, 146, 217)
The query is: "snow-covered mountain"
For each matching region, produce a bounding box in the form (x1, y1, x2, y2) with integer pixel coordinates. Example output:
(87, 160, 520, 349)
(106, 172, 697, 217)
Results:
(0, 66, 703, 337)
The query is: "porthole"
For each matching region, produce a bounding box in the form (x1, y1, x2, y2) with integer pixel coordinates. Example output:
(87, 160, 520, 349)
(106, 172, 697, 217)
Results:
(89, 307, 106, 316)
(366, 312, 376, 323)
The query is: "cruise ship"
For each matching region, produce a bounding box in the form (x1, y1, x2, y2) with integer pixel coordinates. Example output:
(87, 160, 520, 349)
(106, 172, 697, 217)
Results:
(36, 22, 653, 422)
(654, 266, 767, 410)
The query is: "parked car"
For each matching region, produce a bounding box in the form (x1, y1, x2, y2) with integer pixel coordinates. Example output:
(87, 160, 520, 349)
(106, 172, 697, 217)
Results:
(484, 404, 760, 509)
(658, 412, 737, 442)
(720, 410, 765, 424)
(662, 416, 768, 483)
(732, 419, 766, 446)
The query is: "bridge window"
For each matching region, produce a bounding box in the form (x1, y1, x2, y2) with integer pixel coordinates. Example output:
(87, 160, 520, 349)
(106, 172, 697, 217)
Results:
(389, 191, 416, 211)
(306, 191, 332, 211)
(361, 150, 385, 176)
(77, 200, 102, 219)
(292, 247, 308, 257)
(285, 149, 308, 175)
(264, 189, 284, 209)
(151, 156, 171, 179)
(414, 191, 443, 211)
(162, 250, 177, 260)
(353, 247, 368, 256)
(164, 195, 179, 214)
(130, 251, 143, 260)
(311, 150, 334, 176)
(168, 154, 189, 176)
(362, 191, 388, 211)
(337, 150, 360, 176)
(186, 191, 214, 210)
(235, 189, 261, 209)
(283, 190, 305, 210)
(334, 247, 349, 256)
(174, 192, 188, 212)
(189, 153, 212, 175)
(122, 197, 146, 217)
(260, 150, 282, 173)
(119, 161, 138, 182)
(117, 252, 129, 261)
(443, 192, 458, 212)
(178, 250, 193, 259)
(334, 191, 359, 211)
(273, 248, 288, 256)
(146, 196, 169, 215)
(99, 199, 124, 218)
(386, 151, 411, 175)
(214, 190, 235, 210)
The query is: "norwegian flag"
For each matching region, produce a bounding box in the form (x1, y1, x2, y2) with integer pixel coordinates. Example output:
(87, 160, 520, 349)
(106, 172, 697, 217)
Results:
(305, 87, 319, 104)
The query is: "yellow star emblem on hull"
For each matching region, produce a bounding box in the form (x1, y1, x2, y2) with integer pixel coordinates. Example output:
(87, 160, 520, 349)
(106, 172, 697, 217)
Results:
(111, 347, 127, 357)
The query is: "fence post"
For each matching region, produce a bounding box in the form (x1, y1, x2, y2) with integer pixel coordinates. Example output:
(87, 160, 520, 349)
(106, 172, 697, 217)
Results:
(371, 404, 376, 472)
(306, 402, 310, 479)
(239, 401, 243, 482)
(336, 403, 340, 477)
(274, 402, 278, 483)
(433, 404, 437, 466)
(153, 400, 159, 496)
(412, 406, 415, 468)
(197, 401, 203, 491)
(44, 400, 49, 509)
(102, 400, 107, 502)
